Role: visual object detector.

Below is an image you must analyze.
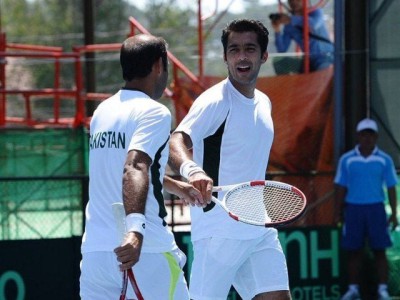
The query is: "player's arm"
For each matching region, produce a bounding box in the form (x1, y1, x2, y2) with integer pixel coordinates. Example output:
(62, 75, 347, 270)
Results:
(306, 9, 326, 31)
(164, 175, 202, 206)
(387, 186, 398, 230)
(169, 132, 212, 207)
(114, 149, 151, 271)
(168, 131, 193, 169)
(334, 184, 347, 225)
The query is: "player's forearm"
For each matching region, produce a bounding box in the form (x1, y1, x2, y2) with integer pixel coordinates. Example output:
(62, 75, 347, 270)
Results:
(163, 175, 180, 195)
(122, 163, 149, 215)
(388, 187, 398, 216)
(275, 32, 290, 52)
(334, 185, 347, 221)
(168, 132, 193, 173)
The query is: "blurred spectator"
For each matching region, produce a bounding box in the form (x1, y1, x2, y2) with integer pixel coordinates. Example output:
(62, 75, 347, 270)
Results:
(270, 0, 333, 73)
(334, 118, 398, 300)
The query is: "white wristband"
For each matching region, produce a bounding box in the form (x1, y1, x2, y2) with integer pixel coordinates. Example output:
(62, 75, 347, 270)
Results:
(180, 160, 205, 179)
(125, 213, 146, 236)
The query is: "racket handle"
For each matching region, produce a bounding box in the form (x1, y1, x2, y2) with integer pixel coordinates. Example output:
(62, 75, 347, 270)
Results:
(112, 203, 145, 300)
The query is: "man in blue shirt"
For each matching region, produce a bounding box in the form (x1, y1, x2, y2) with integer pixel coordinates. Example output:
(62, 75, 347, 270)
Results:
(270, 0, 333, 72)
(334, 118, 398, 300)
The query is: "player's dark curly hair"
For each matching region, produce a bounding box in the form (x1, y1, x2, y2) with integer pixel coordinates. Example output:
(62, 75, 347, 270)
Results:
(120, 35, 168, 81)
(221, 19, 269, 58)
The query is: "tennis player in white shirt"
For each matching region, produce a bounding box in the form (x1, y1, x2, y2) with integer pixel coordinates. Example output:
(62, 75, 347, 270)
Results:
(169, 19, 291, 300)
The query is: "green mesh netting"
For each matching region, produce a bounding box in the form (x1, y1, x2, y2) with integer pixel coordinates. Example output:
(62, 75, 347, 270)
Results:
(0, 128, 88, 239)
(0, 128, 88, 177)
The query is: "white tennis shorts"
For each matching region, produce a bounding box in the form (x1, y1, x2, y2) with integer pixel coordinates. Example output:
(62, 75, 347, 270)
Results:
(189, 230, 289, 300)
(80, 248, 189, 300)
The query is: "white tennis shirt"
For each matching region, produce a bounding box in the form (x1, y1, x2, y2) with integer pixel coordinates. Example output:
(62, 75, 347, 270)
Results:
(82, 89, 177, 254)
(175, 78, 275, 241)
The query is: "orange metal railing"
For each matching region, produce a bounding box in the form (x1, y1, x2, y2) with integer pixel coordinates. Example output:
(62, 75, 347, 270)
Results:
(0, 40, 84, 127)
(0, 16, 207, 128)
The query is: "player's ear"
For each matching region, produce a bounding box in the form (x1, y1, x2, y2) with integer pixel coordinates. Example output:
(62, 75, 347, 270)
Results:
(261, 52, 268, 64)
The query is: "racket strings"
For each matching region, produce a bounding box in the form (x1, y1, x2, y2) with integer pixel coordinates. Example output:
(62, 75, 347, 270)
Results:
(225, 186, 270, 223)
(263, 186, 305, 223)
(225, 184, 305, 225)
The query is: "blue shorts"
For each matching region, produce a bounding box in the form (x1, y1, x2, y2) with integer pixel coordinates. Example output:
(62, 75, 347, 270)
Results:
(341, 203, 392, 250)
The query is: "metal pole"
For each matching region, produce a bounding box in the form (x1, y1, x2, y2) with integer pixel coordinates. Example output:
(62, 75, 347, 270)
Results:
(333, 0, 344, 163)
(83, 0, 96, 116)
(197, 0, 204, 79)
(302, 0, 310, 73)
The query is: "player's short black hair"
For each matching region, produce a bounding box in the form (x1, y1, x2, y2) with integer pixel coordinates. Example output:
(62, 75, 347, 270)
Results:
(120, 35, 168, 81)
(221, 19, 269, 57)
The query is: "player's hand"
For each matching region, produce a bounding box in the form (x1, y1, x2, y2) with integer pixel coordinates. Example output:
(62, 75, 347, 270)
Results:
(333, 212, 343, 227)
(188, 172, 213, 207)
(114, 231, 143, 271)
(388, 214, 399, 231)
(174, 180, 203, 207)
(271, 21, 281, 32)
(270, 13, 291, 32)
(277, 13, 291, 25)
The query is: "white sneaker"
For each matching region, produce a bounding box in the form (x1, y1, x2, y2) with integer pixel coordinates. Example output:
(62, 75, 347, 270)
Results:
(378, 289, 391, 300)
(341, 289, 360, 300)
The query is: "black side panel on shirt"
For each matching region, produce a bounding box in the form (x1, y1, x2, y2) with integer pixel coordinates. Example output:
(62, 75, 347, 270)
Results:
(202, 118, 227, 212)
(151, 137, 169, 226)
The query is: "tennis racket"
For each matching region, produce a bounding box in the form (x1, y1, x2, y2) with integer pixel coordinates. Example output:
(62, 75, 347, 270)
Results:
(112, 202, 145, 300)
(211, 180, 306, 227)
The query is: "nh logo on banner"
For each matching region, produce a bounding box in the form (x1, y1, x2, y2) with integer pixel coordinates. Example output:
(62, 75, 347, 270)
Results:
(279, 227, 343, 300)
